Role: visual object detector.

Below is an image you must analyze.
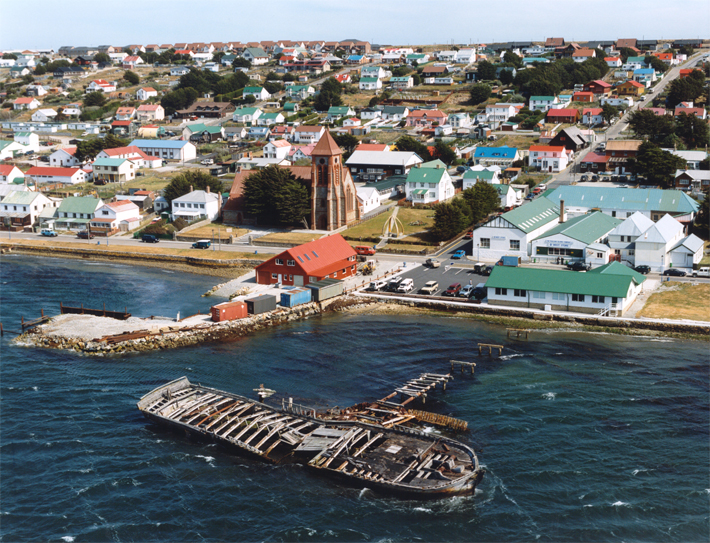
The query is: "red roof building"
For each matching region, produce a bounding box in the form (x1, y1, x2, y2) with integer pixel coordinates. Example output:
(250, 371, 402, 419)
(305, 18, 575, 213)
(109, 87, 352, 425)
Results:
(546, 108, 580, 123)
(572, 91, 595, 102)
(255, 234, 357, 286)
(674, 107, 707, 120)
(579, 152, 609, 173)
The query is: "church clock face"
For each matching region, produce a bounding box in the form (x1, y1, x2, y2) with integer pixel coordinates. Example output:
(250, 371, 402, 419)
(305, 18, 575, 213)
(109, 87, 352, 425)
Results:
(319, 158, 326, 165)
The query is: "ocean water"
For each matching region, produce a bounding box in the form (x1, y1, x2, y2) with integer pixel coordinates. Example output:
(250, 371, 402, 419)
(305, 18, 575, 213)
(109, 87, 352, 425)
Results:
(1, 255, 708, 542)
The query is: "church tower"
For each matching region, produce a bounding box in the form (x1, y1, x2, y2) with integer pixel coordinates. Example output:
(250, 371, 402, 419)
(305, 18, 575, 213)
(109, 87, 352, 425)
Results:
(309, 130, 360, 230)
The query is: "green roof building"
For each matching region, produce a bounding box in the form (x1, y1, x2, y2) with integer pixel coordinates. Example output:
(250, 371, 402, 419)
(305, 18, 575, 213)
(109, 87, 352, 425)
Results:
(531, 211, 622, 261)
(55, 196, 103, 230)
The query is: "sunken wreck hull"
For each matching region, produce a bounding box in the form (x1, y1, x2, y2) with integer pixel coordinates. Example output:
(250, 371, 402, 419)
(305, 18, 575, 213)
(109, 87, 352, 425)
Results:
(138, 377, 484, 498)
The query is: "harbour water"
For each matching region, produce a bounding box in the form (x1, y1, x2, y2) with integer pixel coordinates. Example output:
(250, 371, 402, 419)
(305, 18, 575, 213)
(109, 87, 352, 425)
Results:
(1, 255, 708, 542)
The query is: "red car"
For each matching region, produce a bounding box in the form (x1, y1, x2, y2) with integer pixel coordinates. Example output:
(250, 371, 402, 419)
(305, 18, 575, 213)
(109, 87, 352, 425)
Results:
(443, 283, 462, 296)
(464, 231, 473, 239)
(77, 231, 95, 239)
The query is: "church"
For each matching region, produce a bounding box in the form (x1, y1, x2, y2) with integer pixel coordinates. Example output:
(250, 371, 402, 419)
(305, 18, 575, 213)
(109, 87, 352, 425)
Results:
(224, 130, 360, 230)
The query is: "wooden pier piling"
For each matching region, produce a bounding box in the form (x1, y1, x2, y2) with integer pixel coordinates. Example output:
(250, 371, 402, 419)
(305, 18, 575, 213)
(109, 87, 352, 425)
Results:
(478, 343, 503, 356)
(450, 359, 476, 374)
(507, 328, 531, 339)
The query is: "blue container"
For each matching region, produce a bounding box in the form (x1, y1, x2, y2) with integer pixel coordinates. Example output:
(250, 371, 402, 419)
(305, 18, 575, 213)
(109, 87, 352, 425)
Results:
(280, 287, 312, 308)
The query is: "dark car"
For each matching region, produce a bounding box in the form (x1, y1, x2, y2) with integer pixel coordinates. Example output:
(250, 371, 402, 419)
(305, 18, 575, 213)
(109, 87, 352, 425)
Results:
(580, 175, 588, 182)
(39, 156, 50, 162)
(566, 261, 591, 272)
(387, 276, 403, 291)
(662, 268, 686, 277)
(633, 265, 651, 275)
(77, 230, 95, 239)
(481, 265, 494, 276)
(142, 234, 159, 243)
(591, 175, 599, 182)
(443, 283, 462, 296)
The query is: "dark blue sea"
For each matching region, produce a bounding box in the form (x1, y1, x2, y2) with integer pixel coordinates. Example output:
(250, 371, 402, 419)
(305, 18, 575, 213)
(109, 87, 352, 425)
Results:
(1, 255, 708, 542)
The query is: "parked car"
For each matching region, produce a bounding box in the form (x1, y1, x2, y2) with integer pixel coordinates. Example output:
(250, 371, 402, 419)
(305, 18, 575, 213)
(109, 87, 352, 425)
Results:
(482, 265, 493, 276)
(566, 261, 591, 272)
(580, 175, 588, 182)
(459, 284, 474, 298)
(443, 283, 462, 296)
(142, 234, 160, 243)
(662, 268, 686, 277)
(473, 262, 487, 274)
(76, 230, 94, 239)
(192, 239, 211, 249)
(355, 245, 376, 256)
(602, 176, 610, 182)
(396, 278, 414, 293)
(471, 283, 487, 300)
(591, 175, 599, 182)
(525, 194, 534, 200)
(201, 158, 214, 165)
(464, 230, 473, 239)
(451, 250, 466, 259)
(633, 265, 651, 275)
(39, 156, 50, 162)
(425, 258, 440, 268)
(41, 229, 57, 237)
(692, 267, 709, 278)
(387, 276, 403, 291)
(537, 184, 547, 191)
(456, 165, 468, 173)
(619, 175, 628, 183)
(367, 280, 387, 291)
(419, 281, 439, 295)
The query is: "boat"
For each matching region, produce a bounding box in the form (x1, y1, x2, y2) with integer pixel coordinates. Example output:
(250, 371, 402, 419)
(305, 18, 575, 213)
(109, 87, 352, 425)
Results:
(137, 377, 484, 498)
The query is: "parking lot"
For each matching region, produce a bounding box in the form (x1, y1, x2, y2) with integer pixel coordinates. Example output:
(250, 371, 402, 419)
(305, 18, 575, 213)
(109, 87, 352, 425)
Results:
(376, 261, 489, 298)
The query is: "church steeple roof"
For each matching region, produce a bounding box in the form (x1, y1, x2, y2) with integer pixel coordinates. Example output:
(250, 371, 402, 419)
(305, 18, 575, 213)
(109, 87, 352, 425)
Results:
(312, 129, 342, 156)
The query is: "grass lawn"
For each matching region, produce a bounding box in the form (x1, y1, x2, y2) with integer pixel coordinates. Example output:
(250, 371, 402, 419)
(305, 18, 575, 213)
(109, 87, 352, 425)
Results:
(701, 241, 710, 267)
(494, 134, 539, 149)
(257, 232, 324, 244)
(380, 243, 434, 254)
(344, 207, 435, 241)
(3, 239, 268, 261)
(636, 282, 710, 322)
(181, 224, 250, 239)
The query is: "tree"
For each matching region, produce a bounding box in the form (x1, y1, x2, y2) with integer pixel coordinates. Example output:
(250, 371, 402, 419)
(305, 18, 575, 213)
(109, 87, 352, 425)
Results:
(462, 182, 501, 224)
(320, 77, 343, 96)
(282, 72, 296, 82)
(679, 44, 695, 56)
(628, 108, 675, 142)
(84, 91, 107, 107)
(2, 53, 17, 60)
(618, 47, 637, 62)
(469, 83, 491, 105)
(601, 103, 619, 124)
(433, 141, 457, 166)
(263, 81, 283, 95)
(74, 134, 128, 162)
(412, 73, 422, 86)
(503, 51, 522, 69)
(212, 51, 225, 63)
(232, 57, 251, 69)
(395, 135, 431, 161)
(161, 87, 199, 115)
(34, 65, 47, 75)
(332, 133, 358, 152)
(675, 112, 710, 149)
(694, 190, 709, 235)
(498, 68, 514, 85)
(635, 141, 687, 188)
(242, 166, 310, 226)
(94, 52, 111, 63)
(699, 157, 709, 171)
(476, 60, 496, 81)
(123, 70, 140, 85)
(162, 170, 224, 205)
(432, 202, 467, 241)
(666, 75, 704, 108)
(313, 89, 342, 111)
(645, 55, 668, 73)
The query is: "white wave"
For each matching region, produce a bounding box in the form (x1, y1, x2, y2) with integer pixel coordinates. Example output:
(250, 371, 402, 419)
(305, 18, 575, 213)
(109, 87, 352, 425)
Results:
(542, 392, 556, 400)
(499, 353, 524, 361)
(79, 468, 93, 474)
(612, 501, 629, 507)
(32, 386, 38, 391)
(76, 487, 89, 495)
(413, 507, 432, 513)
(61, 537, 75, 542)
(196, 455, 215, 465)
(632, 469, 650, 476)
(705, 489, 710, 494)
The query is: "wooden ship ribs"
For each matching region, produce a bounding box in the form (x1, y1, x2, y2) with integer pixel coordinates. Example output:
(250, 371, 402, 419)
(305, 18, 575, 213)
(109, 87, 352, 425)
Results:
(137, 376, 484, 497)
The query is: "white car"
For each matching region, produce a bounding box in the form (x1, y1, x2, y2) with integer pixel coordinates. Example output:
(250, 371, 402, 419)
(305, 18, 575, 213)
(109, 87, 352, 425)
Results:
(201, 158, 214, 165)
(368, 280, 387, 291)
(396, 278, 414, 293)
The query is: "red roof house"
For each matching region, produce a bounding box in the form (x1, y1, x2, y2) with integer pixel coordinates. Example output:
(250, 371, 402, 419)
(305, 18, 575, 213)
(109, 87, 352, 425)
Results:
(546, 108, 580, 123)
(254, 234, 357, 286)
(572, 91, 595, 103)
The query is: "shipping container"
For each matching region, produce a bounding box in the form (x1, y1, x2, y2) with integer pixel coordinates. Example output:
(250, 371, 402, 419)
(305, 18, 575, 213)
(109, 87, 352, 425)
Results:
(210, 301, 248, 322)
(245, 294, 277, 315)
(280, 287, 312, 308)
(306, 278, 344, 302)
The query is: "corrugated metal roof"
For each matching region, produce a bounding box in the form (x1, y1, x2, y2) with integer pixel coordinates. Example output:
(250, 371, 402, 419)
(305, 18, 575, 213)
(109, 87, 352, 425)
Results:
(346, 150, 421, 167)
(57, 197, 102, 214)
(498, 197, 559, 233)
(0, 191, 43, 205)
(545, 186, 699, 215)
(474, 146, 518, 159)
(534, 212, 621, 244)
(93, 158, 128, 166)
(406, 167, 447, 185)
(262, 234, 356, 276)
(486, 265, 642, 298)
(129, 139, 192, 149)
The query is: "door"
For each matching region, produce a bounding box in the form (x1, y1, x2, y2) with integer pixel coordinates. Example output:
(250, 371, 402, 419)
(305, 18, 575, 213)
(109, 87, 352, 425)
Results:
(294, 275, 304, 286)
(278, 274, 282, 284)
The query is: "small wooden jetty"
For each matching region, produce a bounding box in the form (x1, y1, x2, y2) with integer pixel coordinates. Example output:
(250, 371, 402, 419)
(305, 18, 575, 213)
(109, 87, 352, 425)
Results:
(478, 343, 503, 355)
(137, 377, 484, 498)
(507, 328, 531, 339)
(21, 309, 51, 330)
(60, 302, 131, 320)
(380, 373, 451, 407)
(450, 360, 476, 374)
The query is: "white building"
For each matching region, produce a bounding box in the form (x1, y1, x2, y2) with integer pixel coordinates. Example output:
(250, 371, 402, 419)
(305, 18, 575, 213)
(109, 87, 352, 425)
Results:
(243, 86, 271, 100)
(12, 132, 40, 153)
(634, 214, 686, 272)
(136, 104, 165, 122)
(263, 139, 291, 160)
(96, 145, 162, 169)
(172, 189, 220, 222)
(128, 139, 197, 162)
(233, 107, 263, 124)
(473, 197, 560, 262)
(50, 147, 81, 167)
(31, 109, 57, 122)
(359, 77, 382, 91)
(25, 166, 86, 185)
(448, 112, 473, 129)
(529, 96, 559, 112)
(476, 104, 517, 128)
(670, 234, 704, 269)
(292, 125, 324, 144)
(607, 211, 655, 266)
(0, 190, 53, 227)
(136, 87, 158, 101)
(90, 200, 141, 232)
(356, 186, 382, 214)
(528, 145, 571, 173)
(92, 158, 136, 183)
(0, 164, 25, 184)
(404, 163, 455, 205)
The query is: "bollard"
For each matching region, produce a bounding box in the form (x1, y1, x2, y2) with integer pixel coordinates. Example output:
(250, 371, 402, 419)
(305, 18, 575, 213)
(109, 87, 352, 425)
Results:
(255, 250, 258, 254)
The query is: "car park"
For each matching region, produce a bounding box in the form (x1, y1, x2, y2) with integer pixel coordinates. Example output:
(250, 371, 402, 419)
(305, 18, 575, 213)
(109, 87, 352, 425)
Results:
(387, 276, 403, 291)
(192, 239, 211, 249)
(396, 278, 414, 293)
(419, 281, 439, 295)
(566, 261, 591, 272)
(76, 230, 94, 239)
(443, 283, 462, 296)
(142, 234, 160, 243)
(633, 265, 651, 274)
(662, 268, 686, 277)
(368, 280, 387, 291)
(459, 284, 474, 298)
(451, 250, 466, 259)
(41, 229, 57, 237)
(425, 258, 440, 268)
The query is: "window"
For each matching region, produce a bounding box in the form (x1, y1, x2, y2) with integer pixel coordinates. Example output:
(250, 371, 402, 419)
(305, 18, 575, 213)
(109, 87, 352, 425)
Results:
(309, 276, 317, 282)
(271, 273, 278, 279)
(288, 275, 293, 281)
(572, 294, 585, 302)
(611, 211, 616, 217)
(102, 210, 109, 215)
(287, 259, 295, 266)
(275, 258, 283, 265)
(592, 295, 605, 303)
(514, 289, 526, 297)
(628, 249, 635, 256)
(612, 297, 618, 304)
(510, 240, 520, 250)
(532, 291, 546, 299)
(480, 238, 490, 249)
(495, 288, 507, 296)
(552, 292, 565, 301)
(596, 252, 603, 258)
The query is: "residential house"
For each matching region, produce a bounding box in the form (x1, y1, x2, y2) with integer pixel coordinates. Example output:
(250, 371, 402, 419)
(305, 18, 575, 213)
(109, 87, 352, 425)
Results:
(9, 67, 30, 77)
(334, 73, 351, 84)
(184, 123, 225, 143)
(528, 145, 571, 172)
(55, 196, 103, 230)
(476, 104, 517, 129)
(633, 68, 657, 86)
(285, 85, 315, 100)
(634, 214, 686, 272)
(263, 139, 292, 160)
(390, 76, 414, 89)
(49, 147, 80, 167)
(232, 106, 263, 125)
(356, 186, 382, 214)
(584, 80, 612, 97)
(254, 234, 357, 287)
(31, 109, 57, 122)
(292, 125, 325, 144)
(545, 37, 565, 50)
(473, 197, 560, 261)
(25, 166, 86, 185)
(170, 66, 191, 76)
(136, 104, 165, 122)
(87, 79, 116, 93)
(473, 146, 520, 167)
(582, 108, 604, 126)
(608, 211, 655, 265)
(256, 112, 285, 126)
(242, 47, 269, 65)
(13, 97, 41, 110)
(122, 56, 144, 69)
(359, 77, 382, 91)
(616, 80, 645, 96)
(448, 112, 473, 129)
(548, 126, 589, 151)
(96, 145, 162, 168)
(462, 169, 500, 189)
(674, 107, 707, 120)
(579, 152, 610, 174)
(405, 163, 455, 205)
(406, 109, 447, 128)
(0, 165, 25, 184)
(129, 139, 197, 162)
(243, 86, 271, 101)
(360, 107, 383, 121)
(572, 91, 595, 103)
(172, 188, 220, 221)
(0, 191, 53, 230)
(572, 48, 596, 62)
(11, 132, 39, 153)
(326, 106, 355, 122)
(0, 139, 31, 161)
(667, 150, 707, 170)
(421, 65, 448, 78)
(529, 96, 559, 112)
(89, 200, 141, 234)
(345, 150, 423, 181)
(381, 106, 410, 121)
(489, 183, 519, 208)
(605, 57, 622, 67)
(176, 102, 235, 119)
(136, 87, 158, 101)
(485, 264, 646, 315)
(604, 140, 642, 174)
(670, 233, 704, 270)
(546, 108, 580, 124)
(673, 170, 710, 192)
(115, 106, 136, 121)
(246, 126, 272, 140)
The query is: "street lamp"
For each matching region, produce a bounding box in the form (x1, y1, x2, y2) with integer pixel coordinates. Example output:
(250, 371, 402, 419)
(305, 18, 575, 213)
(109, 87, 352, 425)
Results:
(477, 243, 480, 262)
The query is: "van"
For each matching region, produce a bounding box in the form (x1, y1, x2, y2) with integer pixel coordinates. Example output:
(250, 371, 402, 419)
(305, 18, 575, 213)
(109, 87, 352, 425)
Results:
(192, 239, 211, 249)
(355, 245, 376, 256)
(472, 283, 487, 300)
(142, 234, 159, 243)
(396, 278, 414, 293)
(692, 267, 710, 278)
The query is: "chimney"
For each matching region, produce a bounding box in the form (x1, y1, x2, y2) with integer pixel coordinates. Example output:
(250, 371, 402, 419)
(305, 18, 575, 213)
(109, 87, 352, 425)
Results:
(416, 163, 421, 168)
(206, 185, 210, 193)
(189, 185, 193, 192)
(559, 199, 565, 223)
